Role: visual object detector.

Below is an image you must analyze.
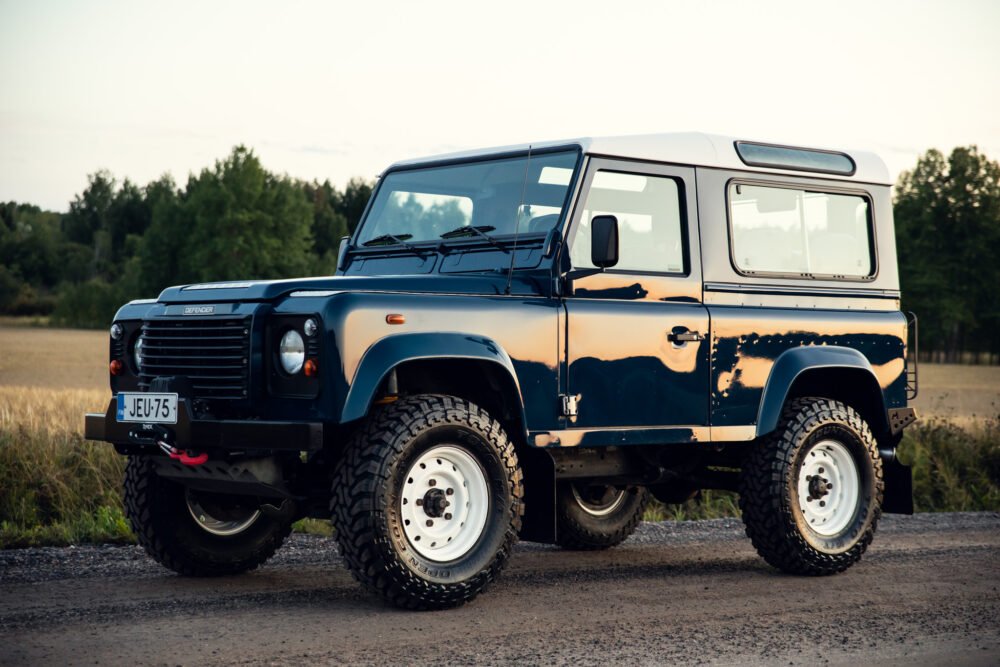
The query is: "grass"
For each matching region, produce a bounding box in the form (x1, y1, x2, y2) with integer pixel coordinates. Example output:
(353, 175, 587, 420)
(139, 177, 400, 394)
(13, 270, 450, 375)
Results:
(0, 386, 131, 547)
(899, 417, 1000, 512)
(643, 490, 741, 522)
(0, 321, 998, 547)
(0, 386, 334, 547)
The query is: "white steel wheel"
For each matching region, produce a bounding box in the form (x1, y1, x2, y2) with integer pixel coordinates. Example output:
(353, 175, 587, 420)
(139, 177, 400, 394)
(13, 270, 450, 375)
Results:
(185, 491, 261, 537)
(400, 445, 490, 562)
(571, 484, 628, 518)
(796, 439, 860, 537)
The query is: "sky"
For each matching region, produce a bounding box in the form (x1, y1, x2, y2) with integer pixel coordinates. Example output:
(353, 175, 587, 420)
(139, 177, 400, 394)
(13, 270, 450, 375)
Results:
(1, 0, 998, 212)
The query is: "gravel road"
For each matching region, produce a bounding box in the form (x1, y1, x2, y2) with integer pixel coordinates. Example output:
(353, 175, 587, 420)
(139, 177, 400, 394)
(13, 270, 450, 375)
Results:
(2, 513, 998, 666)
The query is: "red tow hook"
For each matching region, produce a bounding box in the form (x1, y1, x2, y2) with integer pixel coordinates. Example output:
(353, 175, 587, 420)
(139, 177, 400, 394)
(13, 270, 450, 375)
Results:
(176, 451, 209, 466)
(157, 440, 208, 466)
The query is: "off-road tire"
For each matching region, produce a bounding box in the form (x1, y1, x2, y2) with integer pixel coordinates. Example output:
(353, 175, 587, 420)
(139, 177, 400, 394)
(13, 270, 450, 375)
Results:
(739, 397, 883, 575)
(555, 483, 648, 550)
(331, 394, 523, 610)
(124, 456, 292, 576)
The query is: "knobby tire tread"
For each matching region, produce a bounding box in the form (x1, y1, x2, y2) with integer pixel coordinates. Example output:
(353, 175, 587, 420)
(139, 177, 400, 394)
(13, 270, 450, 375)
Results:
(124, 456, 291, 577)
(330, 394, 523, 610)
(738, 397, 883, 576)
(555, 487, 649, 551)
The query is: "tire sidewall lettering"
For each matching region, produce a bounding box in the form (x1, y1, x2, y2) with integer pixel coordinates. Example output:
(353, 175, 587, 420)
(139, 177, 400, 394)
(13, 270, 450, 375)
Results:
(382, 422, 513, 585)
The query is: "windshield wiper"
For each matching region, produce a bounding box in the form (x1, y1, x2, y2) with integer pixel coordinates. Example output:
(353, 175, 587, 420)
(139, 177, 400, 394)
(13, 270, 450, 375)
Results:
(362, 233, 426, 256)
(439, 225, 508, 252)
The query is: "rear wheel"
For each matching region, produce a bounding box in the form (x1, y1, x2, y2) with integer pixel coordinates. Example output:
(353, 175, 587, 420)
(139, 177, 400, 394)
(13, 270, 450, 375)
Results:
(331, 394, 523, 610)
(738, 397, 883, 575)
(124, 456, 292, 576)
(555, 482, 648, 550)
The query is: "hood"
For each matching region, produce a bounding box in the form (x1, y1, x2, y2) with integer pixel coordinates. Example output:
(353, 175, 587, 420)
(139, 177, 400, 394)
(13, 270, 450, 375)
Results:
(155, 273, 547, 304)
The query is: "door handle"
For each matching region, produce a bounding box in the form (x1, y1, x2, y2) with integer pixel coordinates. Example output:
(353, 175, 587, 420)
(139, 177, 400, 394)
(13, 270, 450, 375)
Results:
(668, 330, 704, 343)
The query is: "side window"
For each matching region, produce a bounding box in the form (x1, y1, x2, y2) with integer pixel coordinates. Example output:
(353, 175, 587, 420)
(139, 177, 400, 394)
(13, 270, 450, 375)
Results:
(570, 171, 685, 274)
(729, 183, 874, 278)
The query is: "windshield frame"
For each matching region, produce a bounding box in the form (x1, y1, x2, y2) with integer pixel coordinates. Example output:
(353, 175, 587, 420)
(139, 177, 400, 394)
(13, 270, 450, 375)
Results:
(349, 145, 584, 254)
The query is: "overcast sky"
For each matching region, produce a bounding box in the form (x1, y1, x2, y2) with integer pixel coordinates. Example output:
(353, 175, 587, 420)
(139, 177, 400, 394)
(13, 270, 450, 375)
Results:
(2, 0, 998, 211)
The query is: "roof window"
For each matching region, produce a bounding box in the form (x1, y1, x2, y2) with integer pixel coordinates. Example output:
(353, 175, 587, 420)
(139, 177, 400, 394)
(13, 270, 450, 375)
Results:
(735, 141, 855, 176)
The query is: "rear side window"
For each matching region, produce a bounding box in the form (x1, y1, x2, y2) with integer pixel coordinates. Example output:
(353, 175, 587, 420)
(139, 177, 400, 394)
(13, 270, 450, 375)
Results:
(729, 183, 874, 279)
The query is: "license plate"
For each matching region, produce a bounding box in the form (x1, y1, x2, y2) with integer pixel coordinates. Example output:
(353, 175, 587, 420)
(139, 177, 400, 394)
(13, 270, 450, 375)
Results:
(116, 392, 178, 424)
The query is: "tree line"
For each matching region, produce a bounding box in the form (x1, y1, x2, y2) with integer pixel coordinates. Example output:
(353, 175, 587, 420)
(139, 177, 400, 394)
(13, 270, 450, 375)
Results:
(0, 146, 371, 328)
(894, 147, 1000, 364)
(1, 144, 998, 363)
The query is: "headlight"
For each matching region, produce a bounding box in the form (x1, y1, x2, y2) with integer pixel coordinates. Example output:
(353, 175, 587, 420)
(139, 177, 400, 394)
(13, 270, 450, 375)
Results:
(134, 336, 145, 371)
(279, 329, 305, 374)
(303, 318, 318, 337)
(110, 323, 124, 340)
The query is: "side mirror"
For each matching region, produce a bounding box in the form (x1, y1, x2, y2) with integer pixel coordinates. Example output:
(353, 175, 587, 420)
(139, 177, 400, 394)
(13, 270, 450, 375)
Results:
(335, 236, 351, 272)
(590, 215, 619, 268)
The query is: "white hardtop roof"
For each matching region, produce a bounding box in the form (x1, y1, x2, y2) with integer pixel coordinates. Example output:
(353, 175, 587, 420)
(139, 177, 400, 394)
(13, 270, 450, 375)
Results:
(386, 132, 891, 185)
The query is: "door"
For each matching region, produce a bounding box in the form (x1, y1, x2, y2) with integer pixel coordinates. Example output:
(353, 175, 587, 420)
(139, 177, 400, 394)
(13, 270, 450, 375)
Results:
(563, 159, 710, 431)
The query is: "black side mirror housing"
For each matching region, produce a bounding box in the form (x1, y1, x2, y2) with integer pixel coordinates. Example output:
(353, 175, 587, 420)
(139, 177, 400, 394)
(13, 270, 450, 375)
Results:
(590, 215, 619, 268)
(336, 236, 351, 272)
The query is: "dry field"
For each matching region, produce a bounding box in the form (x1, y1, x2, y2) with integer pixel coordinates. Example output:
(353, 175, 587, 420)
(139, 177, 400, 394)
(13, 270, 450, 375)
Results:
(913, 363, 1000, 425)
(0, 323, 108, 392)
(0, 324, 110, 464)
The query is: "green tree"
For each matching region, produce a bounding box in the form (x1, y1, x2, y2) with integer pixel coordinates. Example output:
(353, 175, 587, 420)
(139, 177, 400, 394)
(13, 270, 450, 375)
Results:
(895, 146, 1000, 362)
(303, 180, 349, 256)
(174, 146, 313, 283)
(62, 171, 116, 278)
(5, 146, 374, 324)
(132, 175, 182, 296)
(338, 177, 373, 234)
(0, 202, 63, 313)
(106, 179, 153, 275)
(0, 203, 61, 287)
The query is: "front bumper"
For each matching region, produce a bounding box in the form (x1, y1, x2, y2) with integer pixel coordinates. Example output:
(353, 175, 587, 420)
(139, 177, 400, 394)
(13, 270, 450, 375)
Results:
(84, 398, 323, 453)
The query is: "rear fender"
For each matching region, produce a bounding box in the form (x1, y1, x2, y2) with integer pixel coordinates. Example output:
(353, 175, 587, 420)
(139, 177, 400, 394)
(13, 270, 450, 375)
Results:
(756, 346, 888, 437)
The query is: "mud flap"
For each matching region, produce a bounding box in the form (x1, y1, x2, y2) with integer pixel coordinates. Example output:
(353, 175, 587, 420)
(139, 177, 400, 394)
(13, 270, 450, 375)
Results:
(882, 457, 914, 515)
(518, 448, 557, 543)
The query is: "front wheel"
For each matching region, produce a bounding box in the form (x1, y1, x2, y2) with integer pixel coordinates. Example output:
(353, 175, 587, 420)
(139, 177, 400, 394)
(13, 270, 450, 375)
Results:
(124, 456, 292, 576)
(738, 397, 883, 575)
(331, 394, 523, 610)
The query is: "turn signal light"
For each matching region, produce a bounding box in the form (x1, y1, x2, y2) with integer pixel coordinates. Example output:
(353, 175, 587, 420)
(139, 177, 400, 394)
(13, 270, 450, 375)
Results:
(304, 358, 318, 377)
(109, 359, 123, 376)
(386, 313, 405, 325)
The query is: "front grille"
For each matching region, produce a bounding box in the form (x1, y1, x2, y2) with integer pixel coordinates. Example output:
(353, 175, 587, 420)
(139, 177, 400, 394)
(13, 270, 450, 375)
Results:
(138, 317, 251, 400)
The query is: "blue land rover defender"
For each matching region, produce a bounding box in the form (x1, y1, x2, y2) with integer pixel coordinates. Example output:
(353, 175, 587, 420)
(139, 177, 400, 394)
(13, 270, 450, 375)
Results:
(86, 133, 918, 609)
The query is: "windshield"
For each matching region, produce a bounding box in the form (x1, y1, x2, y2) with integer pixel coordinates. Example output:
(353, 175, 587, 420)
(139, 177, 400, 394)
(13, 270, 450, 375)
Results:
(355, 150, 579, 246)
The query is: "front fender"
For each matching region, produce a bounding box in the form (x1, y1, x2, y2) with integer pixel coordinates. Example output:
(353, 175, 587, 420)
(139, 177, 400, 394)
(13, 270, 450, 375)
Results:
(756, 346, 885, 437)
(340, 332, 523, 423)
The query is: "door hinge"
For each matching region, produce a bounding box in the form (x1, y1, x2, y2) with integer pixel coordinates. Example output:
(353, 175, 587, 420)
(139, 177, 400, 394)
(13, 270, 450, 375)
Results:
(560, 394, 580, 418)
